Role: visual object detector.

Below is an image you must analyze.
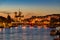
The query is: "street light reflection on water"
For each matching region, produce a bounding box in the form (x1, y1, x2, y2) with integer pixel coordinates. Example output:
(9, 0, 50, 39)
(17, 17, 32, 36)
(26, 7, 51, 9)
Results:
(22, 26, 26, 30)
(0, 28, 2, 32)
(0, 25, 54, 40)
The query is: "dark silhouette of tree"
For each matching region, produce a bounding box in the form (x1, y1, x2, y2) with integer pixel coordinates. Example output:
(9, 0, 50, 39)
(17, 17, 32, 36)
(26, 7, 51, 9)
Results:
(0, 16, 7, 22)
(50, 17, 59, 28)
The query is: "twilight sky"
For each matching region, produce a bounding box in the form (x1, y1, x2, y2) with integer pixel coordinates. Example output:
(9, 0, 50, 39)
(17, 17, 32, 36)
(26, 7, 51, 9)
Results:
(0, 0, 60, 18)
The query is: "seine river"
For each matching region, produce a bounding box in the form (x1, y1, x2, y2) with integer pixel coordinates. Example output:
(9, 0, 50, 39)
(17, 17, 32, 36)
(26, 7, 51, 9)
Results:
(0, 25, 55, 40)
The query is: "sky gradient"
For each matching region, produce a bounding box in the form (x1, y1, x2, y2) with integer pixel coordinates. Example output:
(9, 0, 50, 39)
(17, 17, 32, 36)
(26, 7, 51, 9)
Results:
(0, 0, 60, 18)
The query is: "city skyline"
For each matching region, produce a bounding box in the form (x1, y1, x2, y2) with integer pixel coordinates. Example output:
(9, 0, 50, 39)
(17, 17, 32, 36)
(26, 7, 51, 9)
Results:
(0, 0, 60, 18)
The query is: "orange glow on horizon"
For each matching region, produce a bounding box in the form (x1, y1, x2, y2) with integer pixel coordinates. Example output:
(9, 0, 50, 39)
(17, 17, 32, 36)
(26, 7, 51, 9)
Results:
(0, 6, 60, 18)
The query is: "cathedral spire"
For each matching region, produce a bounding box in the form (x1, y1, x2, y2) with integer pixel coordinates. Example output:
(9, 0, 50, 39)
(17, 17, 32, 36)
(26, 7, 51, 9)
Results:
(19, 8, 22, 16)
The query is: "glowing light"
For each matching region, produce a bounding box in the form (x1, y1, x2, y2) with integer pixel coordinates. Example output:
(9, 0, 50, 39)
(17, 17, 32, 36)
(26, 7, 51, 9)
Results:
(22, 26, 26, 30)
(10, 27, 12, 29)
(3, 28, 5, 32)
(0, 28, 2, 32)
(38, 26, 42, 29)
(15, 27, 18, 29)
(44, 25, 48, 29)
(30, 26, 33, 29)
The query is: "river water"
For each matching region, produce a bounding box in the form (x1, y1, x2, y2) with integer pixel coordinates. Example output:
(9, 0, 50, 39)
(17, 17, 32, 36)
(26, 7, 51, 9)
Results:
(0, 25, 55, 40)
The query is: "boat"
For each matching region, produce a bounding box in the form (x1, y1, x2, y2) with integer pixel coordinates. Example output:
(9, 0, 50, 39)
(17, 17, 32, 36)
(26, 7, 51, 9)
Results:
(50, 30, 57, 36)
(54, 38, 60, 40)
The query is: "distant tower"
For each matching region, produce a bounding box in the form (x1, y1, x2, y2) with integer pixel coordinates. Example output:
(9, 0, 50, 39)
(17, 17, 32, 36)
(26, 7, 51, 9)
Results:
(18, 9, 22, 22)
(14, 12, 17, 18)
(18, 8, 24, 22)
(14, 12, 18, 22)
(14, 8, 24, 22)
(18, 8, 22, 16)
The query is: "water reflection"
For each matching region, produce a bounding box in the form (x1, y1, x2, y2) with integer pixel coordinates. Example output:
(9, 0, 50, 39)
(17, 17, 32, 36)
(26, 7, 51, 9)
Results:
(0, 28, 3, 40)
(0, 28, 2, 32)
(0, 25, 54, 40)
(5, 28, 10, 40)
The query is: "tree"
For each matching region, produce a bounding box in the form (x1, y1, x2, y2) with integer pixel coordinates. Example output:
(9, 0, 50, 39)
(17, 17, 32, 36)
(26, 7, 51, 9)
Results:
(50, 17, 59, 28)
